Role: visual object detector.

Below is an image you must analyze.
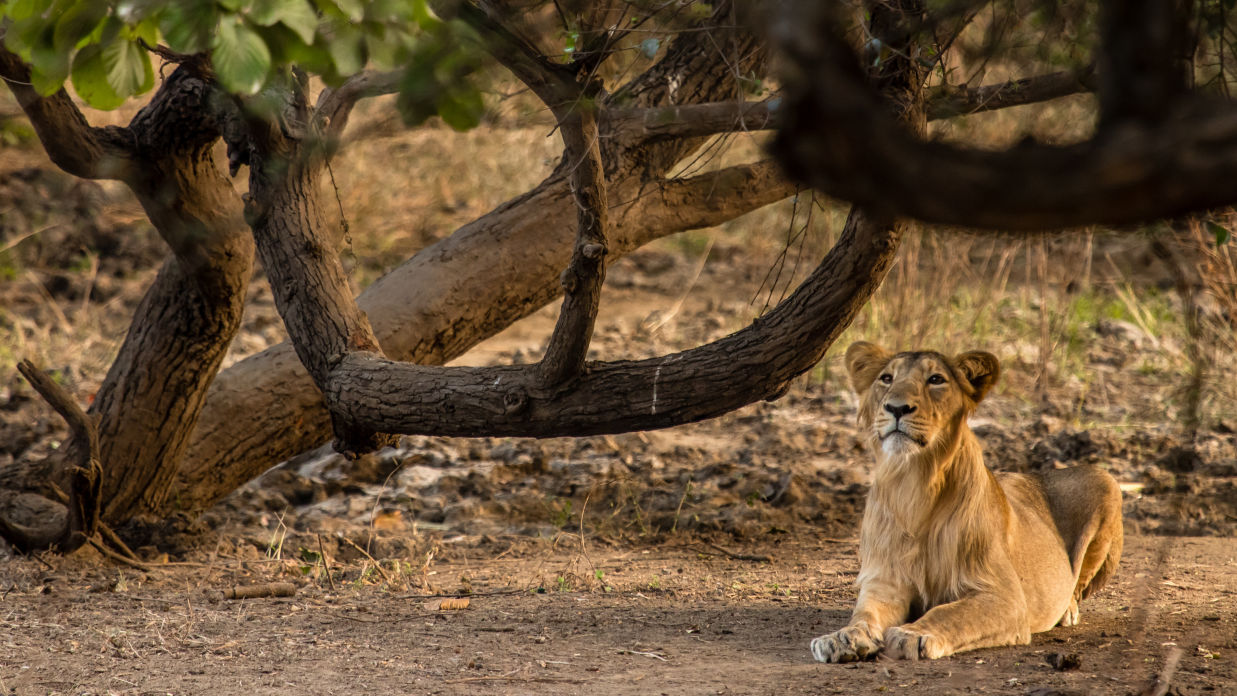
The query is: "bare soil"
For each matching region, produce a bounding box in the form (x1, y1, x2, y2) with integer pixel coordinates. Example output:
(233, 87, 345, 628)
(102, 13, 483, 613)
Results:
(2, 152, 1236, 695)
(1, 536, 1233, 695)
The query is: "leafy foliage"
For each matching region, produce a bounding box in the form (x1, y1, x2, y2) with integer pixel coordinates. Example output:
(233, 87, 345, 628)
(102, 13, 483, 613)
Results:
(0, 0, 486, 126)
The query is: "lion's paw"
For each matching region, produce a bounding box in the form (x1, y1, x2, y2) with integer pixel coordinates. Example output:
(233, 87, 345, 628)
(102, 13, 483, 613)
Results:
(810, 624, 882, 663)
(1058, 599, 1080, 627)
(882, 626, 948, 660)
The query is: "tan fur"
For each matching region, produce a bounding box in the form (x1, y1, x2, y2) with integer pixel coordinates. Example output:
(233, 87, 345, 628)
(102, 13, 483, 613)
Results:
(810, 342, 1123, 662)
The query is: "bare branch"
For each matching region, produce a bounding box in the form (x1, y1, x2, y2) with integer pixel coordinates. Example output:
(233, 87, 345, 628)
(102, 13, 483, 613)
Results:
(539, 108, 609, 386)
(603, 68, 1096, 143)
(925, 67, 1096, 120)
(437, 0, 580, 116)
(0, 47, 137, 182)
(316, 69, 403, 140)
(604, 100, 780, 142)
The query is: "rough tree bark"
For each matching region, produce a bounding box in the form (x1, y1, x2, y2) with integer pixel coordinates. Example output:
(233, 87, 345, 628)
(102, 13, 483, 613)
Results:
(0, 56, 253, 529)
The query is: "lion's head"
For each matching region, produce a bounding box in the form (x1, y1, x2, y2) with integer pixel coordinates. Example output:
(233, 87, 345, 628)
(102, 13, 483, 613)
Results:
(844, 342, 1000, 460)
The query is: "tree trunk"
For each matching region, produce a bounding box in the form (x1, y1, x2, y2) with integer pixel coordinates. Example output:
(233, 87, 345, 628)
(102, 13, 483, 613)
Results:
(0, 61, 253, 527)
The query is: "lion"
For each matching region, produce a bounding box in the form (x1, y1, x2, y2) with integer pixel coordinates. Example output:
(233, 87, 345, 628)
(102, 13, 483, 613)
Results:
(810, 342, 1123, 662)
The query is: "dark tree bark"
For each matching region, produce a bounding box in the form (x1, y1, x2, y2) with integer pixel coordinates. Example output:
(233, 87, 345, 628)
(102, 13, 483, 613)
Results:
(0, 56, 253, 527)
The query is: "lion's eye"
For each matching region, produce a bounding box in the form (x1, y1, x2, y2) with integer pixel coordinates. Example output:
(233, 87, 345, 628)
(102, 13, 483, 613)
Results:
(927, 374, 946, 385)
(878, 374, 892, 385)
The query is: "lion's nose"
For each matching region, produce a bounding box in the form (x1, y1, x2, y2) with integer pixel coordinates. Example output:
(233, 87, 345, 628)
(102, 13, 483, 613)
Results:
(884, 403, 916, 420)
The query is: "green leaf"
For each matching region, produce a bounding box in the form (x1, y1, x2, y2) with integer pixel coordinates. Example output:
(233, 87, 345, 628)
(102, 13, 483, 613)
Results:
(212, 16, 272, 94)
(53, 0, 109, 53)
(330, 0, 365, 23)
(325, 20, 365, 77)
(1208, 220, 1231, 246)
(159, 0, 219, 54)
(4, 0, 46, 22)
(250, 0, 319, 45)
(437, 86, 483, 131)
(396, 60, 441, 126)
(410, 0, 438, 30)
(71, 43, 126, 109)
(29, 59, 70, 96)
(133, 17, 160, 47)
(102, 37, 151, 96)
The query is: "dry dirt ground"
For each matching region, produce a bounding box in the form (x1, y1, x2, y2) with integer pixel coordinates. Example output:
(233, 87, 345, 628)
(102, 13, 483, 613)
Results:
(1, 536, 1233, 695)
(2, 134, 1237, 695)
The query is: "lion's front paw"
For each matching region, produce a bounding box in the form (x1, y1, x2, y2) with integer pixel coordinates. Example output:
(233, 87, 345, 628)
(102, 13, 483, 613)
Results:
(810, 624, 883, 663)
(882, 626, 948, 660)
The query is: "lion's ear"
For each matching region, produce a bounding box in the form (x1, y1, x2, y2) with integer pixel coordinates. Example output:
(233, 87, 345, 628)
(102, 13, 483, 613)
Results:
(954, 351, 1001, 402)
(845, 341, 891, 394)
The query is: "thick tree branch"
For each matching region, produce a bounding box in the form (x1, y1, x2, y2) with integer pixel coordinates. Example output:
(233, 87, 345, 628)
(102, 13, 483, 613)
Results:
(539, 107, 609, 386)
(604, 100, 780, 142)
(771, 2, 1237, 230)
(0, 47, 137, 182)
(630, 160, 796, 233)
(0, 59, 254, 525)
(325, 211, 900, 437)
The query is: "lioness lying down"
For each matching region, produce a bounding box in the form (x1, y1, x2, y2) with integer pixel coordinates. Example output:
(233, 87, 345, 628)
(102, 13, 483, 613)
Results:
(811, 342, 1123, 662)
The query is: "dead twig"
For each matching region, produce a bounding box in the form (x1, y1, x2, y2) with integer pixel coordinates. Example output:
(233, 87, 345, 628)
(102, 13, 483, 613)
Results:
(223, 582, 297, 600)
(394, 589, 524, 600)
(337, 534, 393, 585)
(1, 360, 102, 554)
(317, 533, 337, 592)
(619, 649, 668, 661)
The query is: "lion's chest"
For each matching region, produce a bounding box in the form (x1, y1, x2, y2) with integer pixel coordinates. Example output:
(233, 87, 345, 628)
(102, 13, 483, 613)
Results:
(860, 506, 992, 610)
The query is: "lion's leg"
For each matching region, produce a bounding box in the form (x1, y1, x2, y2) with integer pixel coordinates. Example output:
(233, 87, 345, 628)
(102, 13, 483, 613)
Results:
(810, 580, 910, 663)
(882, 592, 1029, 660)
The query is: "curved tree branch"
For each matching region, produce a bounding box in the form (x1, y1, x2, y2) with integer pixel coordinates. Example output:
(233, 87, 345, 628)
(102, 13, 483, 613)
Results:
(326, 210, 900, 437)
(436, 0, 580, 117)
(0, 48, 137, 182)
(924, 67, 1096, 120)
(771, 1, 1237, 230)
